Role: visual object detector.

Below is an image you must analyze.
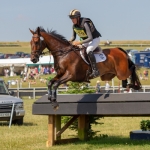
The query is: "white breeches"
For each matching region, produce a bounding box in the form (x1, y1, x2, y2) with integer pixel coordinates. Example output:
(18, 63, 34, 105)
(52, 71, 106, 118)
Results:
(82, 37, 100, 54)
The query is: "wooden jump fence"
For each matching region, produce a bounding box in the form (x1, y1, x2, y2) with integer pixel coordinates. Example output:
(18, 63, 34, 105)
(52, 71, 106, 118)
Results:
(32, 93, 150, 147)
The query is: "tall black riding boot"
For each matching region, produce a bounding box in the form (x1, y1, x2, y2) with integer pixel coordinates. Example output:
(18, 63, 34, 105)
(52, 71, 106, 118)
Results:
(88, 51, 100, 78)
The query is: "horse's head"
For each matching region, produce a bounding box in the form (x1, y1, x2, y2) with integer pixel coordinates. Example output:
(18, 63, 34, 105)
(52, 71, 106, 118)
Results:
(29, 27, 46, 63)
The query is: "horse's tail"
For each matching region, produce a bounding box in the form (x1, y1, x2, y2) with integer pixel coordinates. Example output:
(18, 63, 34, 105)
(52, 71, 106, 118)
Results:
(117, 47, 142, 90)
(128, 57, 142, 90)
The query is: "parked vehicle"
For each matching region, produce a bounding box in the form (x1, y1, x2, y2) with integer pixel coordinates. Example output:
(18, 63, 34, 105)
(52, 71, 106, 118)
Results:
(127, 49, 139, 64)
(0, 54, 5, 59)
(126, 49, 132, 54)
(15, 52, 25, 57)
(128, 49, 139, 57)
(24, 54, 31, 58)
(8, 55, 20, 59)
(143, 48, 150, 51)
(0, 78, 25, 125)
(4, 54, 14, 59)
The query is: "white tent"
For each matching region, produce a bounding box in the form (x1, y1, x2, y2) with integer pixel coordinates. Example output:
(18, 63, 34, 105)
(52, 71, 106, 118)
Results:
(0, 55, 54, 75)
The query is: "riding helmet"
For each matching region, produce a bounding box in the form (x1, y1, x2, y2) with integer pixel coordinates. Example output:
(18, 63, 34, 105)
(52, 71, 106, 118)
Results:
(69, 9, 81, 19)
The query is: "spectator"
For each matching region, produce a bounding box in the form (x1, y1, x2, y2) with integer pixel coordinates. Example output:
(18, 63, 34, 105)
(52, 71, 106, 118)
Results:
(51, 67, 55, 73)
(20, 71, 24, 78)
(23, 75, 27, 82)
(46, 66, 50, 74)
(105, 81, 110, 92)
(27, 67, 31, 79)
(4, 68, 7, 76)
(143, 69, 148, 80)
(95, 80, 101, 93)
(29, 71, 34, 80)
(34, 67, 38, 74)
(6, 68, 9, 77)
(43, 67, 48, 75)
(139, 72, 143, 80)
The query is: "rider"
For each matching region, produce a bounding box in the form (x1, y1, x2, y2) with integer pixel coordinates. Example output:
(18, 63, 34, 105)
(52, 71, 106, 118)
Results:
(69, 9, 102, 78)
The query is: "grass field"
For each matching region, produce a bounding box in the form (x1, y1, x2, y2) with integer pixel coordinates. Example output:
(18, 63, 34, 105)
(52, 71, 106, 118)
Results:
(0, 98, 150, 150)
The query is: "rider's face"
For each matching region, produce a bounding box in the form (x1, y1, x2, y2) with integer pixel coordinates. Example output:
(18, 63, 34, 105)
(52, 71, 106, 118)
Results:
(71, 18, 78, 24)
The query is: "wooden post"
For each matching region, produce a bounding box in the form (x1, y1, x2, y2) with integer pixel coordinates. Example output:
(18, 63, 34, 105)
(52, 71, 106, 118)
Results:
(46, 115, 55, 147)
(55, 115, 61, 140)
(78, 115, 89, 140)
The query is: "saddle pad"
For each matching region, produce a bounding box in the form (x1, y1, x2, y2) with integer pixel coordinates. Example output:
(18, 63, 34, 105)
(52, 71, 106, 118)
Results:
(94, 53, 106, 63)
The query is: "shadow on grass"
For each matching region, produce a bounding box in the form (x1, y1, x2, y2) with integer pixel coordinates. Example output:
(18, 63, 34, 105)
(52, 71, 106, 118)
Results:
(0, 122, 37, 126)
(58, 136, 150, 146)
(76, 136, 150, 146)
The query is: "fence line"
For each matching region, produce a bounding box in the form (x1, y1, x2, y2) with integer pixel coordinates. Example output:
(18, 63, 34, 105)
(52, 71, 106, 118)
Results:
(99, 44, 150, 47)
(9, 85, 150, 99)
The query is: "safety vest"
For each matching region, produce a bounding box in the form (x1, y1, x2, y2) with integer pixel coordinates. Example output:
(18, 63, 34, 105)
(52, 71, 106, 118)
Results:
(73, 18, 101, 40)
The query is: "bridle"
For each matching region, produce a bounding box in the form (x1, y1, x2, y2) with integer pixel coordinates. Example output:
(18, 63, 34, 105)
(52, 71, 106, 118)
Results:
(31, 35, 49, 59)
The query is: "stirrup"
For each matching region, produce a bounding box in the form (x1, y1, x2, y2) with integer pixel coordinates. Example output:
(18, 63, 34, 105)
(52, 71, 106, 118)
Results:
(89, 70, 100, 78)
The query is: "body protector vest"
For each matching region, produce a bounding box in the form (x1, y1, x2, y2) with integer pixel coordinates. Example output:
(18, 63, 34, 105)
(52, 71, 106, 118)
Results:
(73, 18, 101, 40)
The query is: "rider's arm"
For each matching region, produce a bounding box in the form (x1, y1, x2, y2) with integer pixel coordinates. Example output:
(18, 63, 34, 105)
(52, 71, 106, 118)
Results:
(80, 22, 93, 44)
(70, 26, 76, 41)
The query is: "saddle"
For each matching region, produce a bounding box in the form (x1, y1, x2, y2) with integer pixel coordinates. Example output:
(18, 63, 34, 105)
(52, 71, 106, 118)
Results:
(77, 45, 102, 54)
(73, 45, 103, 81)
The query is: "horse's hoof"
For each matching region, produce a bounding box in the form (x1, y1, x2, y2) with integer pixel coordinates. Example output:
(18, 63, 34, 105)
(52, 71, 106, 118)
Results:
(53, 103, 59, 111)
(53, 105, 59, 111)
(48, 95, 51, 100)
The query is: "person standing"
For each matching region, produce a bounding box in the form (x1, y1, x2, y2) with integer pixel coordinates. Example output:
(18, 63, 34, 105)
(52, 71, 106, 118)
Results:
(95, 80, 101, 93)
(105, 81, 110, 92)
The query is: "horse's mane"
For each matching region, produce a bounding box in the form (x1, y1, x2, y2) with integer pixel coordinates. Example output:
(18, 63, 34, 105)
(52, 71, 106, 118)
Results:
(35, 26, 70, 45)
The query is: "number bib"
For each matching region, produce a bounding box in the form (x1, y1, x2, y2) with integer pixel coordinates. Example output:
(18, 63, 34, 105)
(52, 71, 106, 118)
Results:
(74, 28, 87, 38)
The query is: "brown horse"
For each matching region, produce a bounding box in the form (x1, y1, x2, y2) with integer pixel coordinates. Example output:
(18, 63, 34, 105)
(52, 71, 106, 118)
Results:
(29, 27, 141, 109)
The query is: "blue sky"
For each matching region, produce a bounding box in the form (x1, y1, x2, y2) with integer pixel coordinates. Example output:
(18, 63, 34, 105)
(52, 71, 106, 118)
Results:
(0, 0, 150, 41)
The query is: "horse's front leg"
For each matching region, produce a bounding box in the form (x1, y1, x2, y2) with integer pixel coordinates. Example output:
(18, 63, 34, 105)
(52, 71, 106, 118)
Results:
(50, 81, 60, 110)
(47, 77, 58, 101)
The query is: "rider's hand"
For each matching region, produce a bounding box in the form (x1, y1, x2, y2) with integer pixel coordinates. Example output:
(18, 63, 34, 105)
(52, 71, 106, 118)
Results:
(72, 41, 82, 46)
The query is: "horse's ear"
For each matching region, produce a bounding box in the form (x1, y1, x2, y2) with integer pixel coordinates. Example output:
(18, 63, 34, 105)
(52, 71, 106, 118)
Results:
(29, 28, 34, 35)
(37, 27, 41, 36)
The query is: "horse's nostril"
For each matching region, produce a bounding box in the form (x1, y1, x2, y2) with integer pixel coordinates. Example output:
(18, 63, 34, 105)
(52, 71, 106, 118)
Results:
(31, 58, 37, 63)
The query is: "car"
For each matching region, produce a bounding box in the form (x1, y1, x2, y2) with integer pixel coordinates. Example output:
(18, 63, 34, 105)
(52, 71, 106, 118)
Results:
(4, 54, 14, 59)
(7, 55, 20, 59)
(0, 54, 5, 59)
(15, 52, 25, 57)
(127, 49, 139, 57)
(144, 48, 150, 51)
(126, 49, 132, 54)
(24, 54, 31, 58)
(0, 78, 25, 125)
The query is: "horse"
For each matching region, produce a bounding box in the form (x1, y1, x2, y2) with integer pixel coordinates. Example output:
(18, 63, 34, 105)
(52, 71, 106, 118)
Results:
(29, 27, 141, 110)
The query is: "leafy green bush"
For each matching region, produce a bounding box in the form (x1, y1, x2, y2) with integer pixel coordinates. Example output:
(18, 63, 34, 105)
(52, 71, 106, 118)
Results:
(59, 82, 95, 94)
(140, 120, 150, 131)
(60, 82, 103, 138)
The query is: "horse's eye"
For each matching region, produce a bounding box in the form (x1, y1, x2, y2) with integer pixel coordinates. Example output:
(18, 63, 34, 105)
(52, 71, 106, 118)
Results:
(35, 41, 39, 45)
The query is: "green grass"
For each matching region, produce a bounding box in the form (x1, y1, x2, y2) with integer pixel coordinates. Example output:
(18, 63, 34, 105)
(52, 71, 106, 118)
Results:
(0, 98, 150, 150)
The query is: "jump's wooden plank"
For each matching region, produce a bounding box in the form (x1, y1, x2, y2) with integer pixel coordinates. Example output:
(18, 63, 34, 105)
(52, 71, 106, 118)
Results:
(34, 93, 150, 103)
(33, 102, 150, 116)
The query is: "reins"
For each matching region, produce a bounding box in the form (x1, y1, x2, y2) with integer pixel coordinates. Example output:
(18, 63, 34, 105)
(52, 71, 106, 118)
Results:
(50, 44, 82, 57)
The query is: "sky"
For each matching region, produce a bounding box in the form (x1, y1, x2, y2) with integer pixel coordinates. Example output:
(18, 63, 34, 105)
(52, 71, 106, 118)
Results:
(0, 0, 150, 42)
